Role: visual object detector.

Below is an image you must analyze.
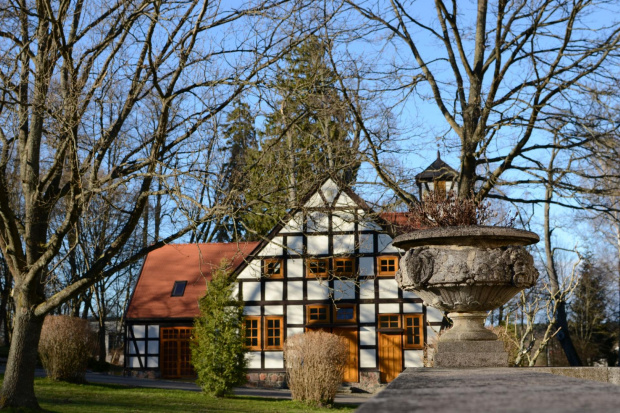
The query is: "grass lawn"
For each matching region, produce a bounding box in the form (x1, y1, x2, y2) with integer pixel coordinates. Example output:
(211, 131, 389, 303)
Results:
(0, 377, 357, 413)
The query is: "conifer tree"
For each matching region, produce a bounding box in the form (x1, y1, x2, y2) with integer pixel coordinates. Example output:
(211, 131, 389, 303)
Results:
(192, 262, 247, 397)
(570, 253, 615, 365)
(198, 101, 259, 242)
(261, 35, 360, 200)
(237, 36, 361, 239)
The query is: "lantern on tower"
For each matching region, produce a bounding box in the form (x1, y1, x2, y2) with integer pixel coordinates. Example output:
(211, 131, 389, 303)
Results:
(415, 152, 458, 199)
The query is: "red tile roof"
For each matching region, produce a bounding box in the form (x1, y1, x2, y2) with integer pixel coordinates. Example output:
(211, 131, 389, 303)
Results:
(126, 243, 259, 320)
(380, 212, 425, 235)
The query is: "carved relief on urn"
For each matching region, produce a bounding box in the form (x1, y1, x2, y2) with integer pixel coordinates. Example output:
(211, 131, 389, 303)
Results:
(393, 226, 540, 365)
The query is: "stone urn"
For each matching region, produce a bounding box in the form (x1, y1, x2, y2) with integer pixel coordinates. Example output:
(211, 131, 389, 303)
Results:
(392, 226, 539, 367)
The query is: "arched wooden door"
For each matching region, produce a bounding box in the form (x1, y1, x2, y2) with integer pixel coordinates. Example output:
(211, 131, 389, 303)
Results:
(160, 327, 194, 378)
(378, 332, 402, 383)
(333, 328, 359, 383)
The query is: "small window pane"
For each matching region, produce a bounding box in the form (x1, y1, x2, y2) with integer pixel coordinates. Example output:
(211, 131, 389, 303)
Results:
(263, 259, 283, 278)
(171, 281, 187, 297)
(334, 258, 355, 276)
(265, 316, 283, 349)
(308, 259, 329, 278)
(245, 318, 260, 349)
(336, 308, 354, 320)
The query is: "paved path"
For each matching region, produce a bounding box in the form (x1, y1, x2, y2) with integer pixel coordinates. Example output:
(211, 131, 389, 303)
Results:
(358, 368, 620, 413)
(9, 366, 372, 406)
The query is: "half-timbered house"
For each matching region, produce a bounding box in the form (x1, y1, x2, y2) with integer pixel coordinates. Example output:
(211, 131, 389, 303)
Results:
(125, 166, 453, 389)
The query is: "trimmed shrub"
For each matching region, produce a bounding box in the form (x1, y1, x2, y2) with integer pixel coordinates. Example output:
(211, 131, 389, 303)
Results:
(284, 331, 347, 406)
(192, 262, 247, 397)
(38, 315, 97, 383)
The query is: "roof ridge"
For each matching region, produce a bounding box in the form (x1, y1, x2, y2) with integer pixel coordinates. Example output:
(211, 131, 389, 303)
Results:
(157, 241, 259, 247)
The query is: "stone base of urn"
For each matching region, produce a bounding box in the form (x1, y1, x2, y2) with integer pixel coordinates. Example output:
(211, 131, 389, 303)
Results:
(434, 312, 508, 368)
(435, 341, 508, 368)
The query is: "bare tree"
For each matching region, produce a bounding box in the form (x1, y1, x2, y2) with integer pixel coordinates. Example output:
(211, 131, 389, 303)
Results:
(0, 0, 315, 408)
(334, 0, 620, 202)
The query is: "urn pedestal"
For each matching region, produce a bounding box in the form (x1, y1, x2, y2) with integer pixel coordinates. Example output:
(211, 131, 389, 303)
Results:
(393, 226, 539, 367)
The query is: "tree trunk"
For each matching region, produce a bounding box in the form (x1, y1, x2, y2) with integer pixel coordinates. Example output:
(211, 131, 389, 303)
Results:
(0, 302, 44, 409)
(544, 186, 582, 366)
(0, 259, 11, 346)
(98, 321, 107, 362)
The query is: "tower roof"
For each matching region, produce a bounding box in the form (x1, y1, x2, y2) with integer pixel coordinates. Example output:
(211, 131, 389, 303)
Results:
(415, 152, 458, 182)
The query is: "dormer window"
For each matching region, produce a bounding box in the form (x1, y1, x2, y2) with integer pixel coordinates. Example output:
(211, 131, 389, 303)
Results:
(171, 281, 187, 297)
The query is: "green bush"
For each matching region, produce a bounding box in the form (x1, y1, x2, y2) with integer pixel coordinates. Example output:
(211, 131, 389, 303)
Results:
(192, 262, 247, 397)
(38, 315, 97, 383)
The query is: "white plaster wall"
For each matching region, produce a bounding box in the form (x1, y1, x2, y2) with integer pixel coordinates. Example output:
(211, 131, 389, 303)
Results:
(132, 325, 145, 339)
(379, 303, 400, 314)
(246, 352, 261, 369)
(333, 234, 355, 255)
(307, 211, 329, 232)
(264, 351, 284, 368)
(287, 281, 303, 300)
(287, 305, 304, 325)
(258, 237, 283, 256)
(287, 259, 303, 278)
(358, 234, 374, 253)
(378, 279, 399, 299)
(243, 306, 261, 315)
(359, 304, 376, 323)
(282, 213, 303, 232)
(360, 349, 377, 368)
(129, 357, 144, 368)
(332, 212, 355, 232)
(378, 234, 399, 253)
(238, 260, 261, 280)
(231, 283, 239, 300)
(402, 303, 423, 313)
(427, 307, 444, 322)
(359, 326, 376, 346)
(334, 192, 356, 207)
(334, 280, 356, 300)
(307, 280, 330, 300)
(242, 281, 261, 302)
(321, 179, 339, 203)
(287, 327, 304, 338)
(264, 305, 284, 315)
(358, 210, 381, 231)
(359, 280, 375, 299)
(147, 325, 159, 338)
(129, 340, 145, 354)
(402, 290, 419, 299)
(287, 237, 304, 255)
(264, 282, 283, 301)
(307, 235, 329, 255)
(305, 192, 324, 208)
(147, 356, 158, 368)
(147, 341, 159, 354)
(427, 326, 439, 342)
(358, 257, 374, 276)
(404, 350, 424, 368)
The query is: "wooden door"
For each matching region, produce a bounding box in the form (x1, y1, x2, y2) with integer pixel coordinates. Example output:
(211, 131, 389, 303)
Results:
(333, 328, 359, 383)
(160, 327, 195, 378)
(379, 333, 402, 383)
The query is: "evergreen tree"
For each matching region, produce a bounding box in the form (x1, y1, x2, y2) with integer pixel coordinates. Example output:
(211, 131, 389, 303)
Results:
(191, 262, 247, 397)
(569, 253, 615, 365)
(214, 101, 258, 242)
(240, 36, 361, 238)
(262, 36, 360, 196)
